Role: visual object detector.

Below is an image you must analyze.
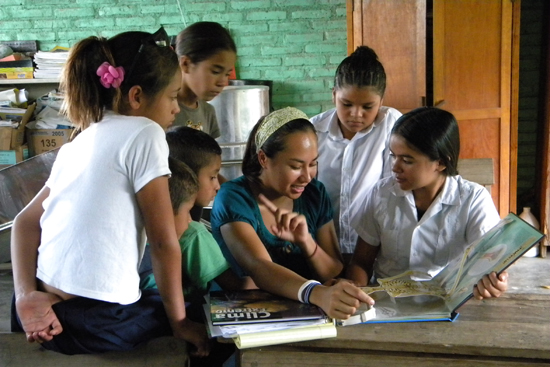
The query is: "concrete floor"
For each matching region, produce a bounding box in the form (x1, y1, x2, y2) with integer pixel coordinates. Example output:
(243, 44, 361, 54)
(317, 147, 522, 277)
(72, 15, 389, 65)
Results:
(1, 254, 549, 333)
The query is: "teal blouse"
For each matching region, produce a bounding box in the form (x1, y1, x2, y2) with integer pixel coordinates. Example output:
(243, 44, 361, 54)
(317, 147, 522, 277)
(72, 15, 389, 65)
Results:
(211, 176, 334, 280)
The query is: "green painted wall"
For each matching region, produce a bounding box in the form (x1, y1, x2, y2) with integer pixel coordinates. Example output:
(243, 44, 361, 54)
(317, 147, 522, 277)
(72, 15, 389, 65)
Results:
(0, 0, 347, 115)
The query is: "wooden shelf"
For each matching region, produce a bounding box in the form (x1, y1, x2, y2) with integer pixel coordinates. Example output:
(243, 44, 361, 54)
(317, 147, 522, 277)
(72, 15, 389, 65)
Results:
(0, 78, 59, 85)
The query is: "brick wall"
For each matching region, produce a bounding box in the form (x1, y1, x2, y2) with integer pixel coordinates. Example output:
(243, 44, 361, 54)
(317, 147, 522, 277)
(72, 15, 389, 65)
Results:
(0, 0, 347, 116)
(0, 0, 542, 208)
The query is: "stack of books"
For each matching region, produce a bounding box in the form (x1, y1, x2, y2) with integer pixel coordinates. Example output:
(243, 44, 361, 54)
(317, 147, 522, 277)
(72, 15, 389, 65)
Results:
(33, 46, 69, 79)
(0, 41, 37, 79)
(204, 289, 336, 349)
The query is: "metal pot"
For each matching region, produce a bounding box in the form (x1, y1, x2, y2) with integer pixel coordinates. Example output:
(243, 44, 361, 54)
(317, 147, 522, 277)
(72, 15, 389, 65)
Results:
(228, 79, 273, 111)
(208, 85, 270, 180)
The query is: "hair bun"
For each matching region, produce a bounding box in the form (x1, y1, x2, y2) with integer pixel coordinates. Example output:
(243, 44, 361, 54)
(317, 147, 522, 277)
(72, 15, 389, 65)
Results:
(352, 45, 379, 62)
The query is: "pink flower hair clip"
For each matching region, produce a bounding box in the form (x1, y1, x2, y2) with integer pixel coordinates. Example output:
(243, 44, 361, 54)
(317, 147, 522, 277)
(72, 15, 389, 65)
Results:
(96, 62, 125, 89)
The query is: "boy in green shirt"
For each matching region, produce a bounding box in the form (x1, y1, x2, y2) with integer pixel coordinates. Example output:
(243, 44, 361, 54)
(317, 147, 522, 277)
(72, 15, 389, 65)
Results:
(141, 127, 255, 305)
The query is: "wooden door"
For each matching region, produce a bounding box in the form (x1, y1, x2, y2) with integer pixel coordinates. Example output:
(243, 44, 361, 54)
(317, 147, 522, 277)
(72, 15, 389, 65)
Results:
(347, 0, 519, 216)
(539, 5, 550, 255)
(347, 0, 426, 112)
(433, 0, 518, 215)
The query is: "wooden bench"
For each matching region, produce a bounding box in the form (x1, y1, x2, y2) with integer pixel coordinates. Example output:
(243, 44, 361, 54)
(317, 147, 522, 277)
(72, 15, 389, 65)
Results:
(0, 334, 189, 367)
(457, 158, 495, 193)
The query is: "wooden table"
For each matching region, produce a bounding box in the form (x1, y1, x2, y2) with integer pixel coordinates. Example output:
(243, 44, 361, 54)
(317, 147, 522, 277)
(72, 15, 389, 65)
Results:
(237, 293, 550, 366)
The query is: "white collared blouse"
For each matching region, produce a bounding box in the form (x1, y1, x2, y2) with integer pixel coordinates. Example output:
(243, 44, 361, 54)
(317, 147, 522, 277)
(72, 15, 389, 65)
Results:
(353, 175, 501, 280)
(311, 106, 402, 254)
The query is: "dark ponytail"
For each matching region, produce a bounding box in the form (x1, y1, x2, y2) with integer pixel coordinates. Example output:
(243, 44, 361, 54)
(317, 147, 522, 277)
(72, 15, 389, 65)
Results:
(60, 30, 179, 132)
(60, 37, 117, 131)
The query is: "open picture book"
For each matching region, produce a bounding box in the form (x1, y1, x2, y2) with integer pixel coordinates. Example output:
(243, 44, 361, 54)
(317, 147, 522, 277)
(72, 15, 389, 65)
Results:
(338, 213, 545, 326)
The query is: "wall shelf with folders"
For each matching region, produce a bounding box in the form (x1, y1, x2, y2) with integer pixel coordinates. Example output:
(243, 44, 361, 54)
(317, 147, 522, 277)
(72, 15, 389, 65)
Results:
(0, 78, 60, 100)
(0, 79, 59, 84)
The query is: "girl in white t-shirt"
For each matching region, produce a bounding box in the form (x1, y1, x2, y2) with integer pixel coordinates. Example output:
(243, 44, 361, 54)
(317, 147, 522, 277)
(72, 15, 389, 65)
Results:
(11, 28, 209, 356)
(347, 107, 508, 300)
(311, 46, 402, 259)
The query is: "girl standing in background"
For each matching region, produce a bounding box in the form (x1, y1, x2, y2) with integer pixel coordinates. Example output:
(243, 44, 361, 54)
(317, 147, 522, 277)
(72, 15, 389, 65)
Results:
(311, 46, 402, 262)
(172, 21, 236, 139)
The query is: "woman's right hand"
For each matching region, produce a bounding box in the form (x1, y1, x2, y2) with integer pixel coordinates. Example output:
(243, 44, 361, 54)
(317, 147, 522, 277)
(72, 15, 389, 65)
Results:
(258, 194, 311, 246)
(173, 318, 211, 357)
(309, 279, 374, 320)
(16, 290, 63, 343)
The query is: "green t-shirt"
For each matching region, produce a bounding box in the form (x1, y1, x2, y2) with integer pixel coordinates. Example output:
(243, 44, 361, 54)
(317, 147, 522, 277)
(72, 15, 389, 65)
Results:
(141, 221, 230, 303)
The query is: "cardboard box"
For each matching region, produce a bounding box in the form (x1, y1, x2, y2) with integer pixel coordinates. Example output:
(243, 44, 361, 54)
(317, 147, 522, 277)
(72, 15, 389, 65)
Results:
(0, 144, 28, 169)
(26, 127, 73, 156)
(0, 103, 36, 149)
(0, 127, 10, 150)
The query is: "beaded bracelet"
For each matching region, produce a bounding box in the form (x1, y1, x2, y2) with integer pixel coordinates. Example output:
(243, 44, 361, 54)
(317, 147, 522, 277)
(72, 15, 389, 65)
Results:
(297, 280, 318, 303)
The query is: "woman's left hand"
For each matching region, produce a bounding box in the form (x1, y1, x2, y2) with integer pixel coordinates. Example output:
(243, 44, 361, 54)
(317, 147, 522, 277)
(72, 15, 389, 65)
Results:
(258, 194, 311, 246)
(473, 271, 508, 300)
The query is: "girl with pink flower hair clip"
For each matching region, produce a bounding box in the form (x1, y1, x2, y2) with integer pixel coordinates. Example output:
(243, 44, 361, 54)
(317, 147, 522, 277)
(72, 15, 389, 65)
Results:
(96, 61, 124, 89)
(10, 29, 210, 357)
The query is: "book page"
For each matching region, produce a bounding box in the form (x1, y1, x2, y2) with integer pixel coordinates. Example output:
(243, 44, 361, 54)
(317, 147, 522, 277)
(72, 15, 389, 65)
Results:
(362, 270, 447, 299)
(443, 214, 544, 310)
(368, 292, 452, 321)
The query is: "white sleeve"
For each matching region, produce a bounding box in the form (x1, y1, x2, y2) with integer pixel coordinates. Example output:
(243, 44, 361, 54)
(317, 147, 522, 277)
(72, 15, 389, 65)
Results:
(465, 186, 501, 244)
(126, 123, 171, 193)
(352, 182, 382, 247)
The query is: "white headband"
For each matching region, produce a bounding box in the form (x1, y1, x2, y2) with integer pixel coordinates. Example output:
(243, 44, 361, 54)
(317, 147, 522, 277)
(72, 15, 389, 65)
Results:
(255, 107, 309, 153)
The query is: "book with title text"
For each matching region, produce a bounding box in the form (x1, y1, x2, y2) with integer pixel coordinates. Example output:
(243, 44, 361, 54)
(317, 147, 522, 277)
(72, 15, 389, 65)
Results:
(205, 289, 334, 349)
(208, 289, 326, 326)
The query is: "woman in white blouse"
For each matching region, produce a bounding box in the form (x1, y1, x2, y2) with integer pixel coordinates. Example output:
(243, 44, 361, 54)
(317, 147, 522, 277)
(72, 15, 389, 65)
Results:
(347, 107, 508, 300)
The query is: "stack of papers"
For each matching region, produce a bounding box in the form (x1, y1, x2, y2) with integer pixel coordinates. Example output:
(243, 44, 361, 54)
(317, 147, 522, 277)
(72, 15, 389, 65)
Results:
(204, 289, 336, 349)
(0, 106, 28, 124)
(33, 47, 69, 79)
(0, 88, 28, 108)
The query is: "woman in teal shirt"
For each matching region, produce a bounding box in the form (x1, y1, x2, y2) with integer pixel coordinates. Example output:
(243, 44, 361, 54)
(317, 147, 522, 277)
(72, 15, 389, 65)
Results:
(211, 107, 373, 320)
